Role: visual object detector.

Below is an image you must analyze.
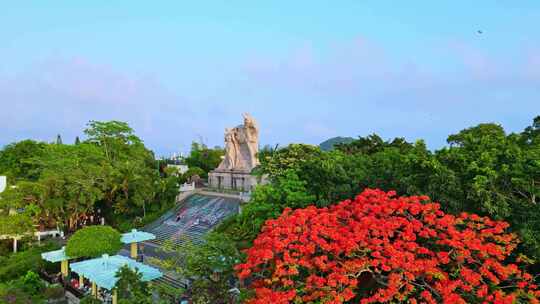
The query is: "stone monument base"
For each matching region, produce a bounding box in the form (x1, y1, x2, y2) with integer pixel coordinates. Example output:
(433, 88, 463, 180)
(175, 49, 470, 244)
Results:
(208, 169, 259, 192)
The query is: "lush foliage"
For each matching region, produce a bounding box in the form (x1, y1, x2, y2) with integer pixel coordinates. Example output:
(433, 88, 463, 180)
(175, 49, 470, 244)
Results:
(184, 142, 224, 178)
(156, 232, 241, 304)
(0, 140, 46, 181)
(218, 170, 315, 246)
(237, 189, 540, 304)
(254, 117, 540, 260)
(0, 207, 37, 238)
(65, 225, 122, 258)
(0, 270, 57, 304)
(0, 120, 180, 234)
(114, 265, 152, 304)
(0, 243, 58, 282)
(163, 171, 315, 301)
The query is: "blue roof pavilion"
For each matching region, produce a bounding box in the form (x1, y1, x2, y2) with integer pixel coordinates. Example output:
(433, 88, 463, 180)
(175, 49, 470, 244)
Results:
(41, 246, 72, 263)
(121, 229, 155, 259)
(121, 229, 155, 244)
(70, 254, 162, 290)
(41, 246, 72, 277)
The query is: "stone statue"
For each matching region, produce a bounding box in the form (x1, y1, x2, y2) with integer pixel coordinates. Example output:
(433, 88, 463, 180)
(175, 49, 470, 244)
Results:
(209, 114, 264, 191)
(217, 113, 260, 171)
(242, 113, 259, 169)
(220, 128, 238, 170)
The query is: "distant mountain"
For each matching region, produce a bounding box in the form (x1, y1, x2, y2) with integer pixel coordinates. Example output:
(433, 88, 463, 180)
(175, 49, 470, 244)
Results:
(319, 136, 355, 151)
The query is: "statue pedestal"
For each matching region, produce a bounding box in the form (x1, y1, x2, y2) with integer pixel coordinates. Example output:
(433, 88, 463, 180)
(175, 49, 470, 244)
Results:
(208, 169, 259, 192)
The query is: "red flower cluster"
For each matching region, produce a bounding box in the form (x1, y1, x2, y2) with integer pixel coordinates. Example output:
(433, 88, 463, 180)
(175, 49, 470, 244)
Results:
(236, 189, 540, 303)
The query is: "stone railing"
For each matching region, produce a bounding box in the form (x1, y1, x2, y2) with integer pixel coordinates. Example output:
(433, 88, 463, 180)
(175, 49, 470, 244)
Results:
(239, 191, 251, 202)
(179, 182, 195, 192)
(175, 190, 196, 203)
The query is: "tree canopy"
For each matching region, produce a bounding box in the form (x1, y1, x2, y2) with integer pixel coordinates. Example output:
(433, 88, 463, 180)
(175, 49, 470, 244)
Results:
(65, 225, 122, 258)
(114, 265, 152, 304)
(184, 142, 224, 178)
(157, 232, 241, 304)
(250, 116, 540, 260)
(0, 120, 180, 234)
(237, 189, 540, 303)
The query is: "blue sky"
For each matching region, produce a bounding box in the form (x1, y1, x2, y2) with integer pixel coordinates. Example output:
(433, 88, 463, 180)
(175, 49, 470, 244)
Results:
(1, 1, 539, 156)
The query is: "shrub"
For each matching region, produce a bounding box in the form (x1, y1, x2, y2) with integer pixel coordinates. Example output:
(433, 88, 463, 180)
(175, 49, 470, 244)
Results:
(65, 225, 122, 258)
(43, 285, 64, 300)
(0, 243, 58, 282)
(20, 271, 44, 295)
(237, 189, 540, 303)
(0, 282, 33, 304)
(79, 296, 102, 304)
(0, 271, 47, 303)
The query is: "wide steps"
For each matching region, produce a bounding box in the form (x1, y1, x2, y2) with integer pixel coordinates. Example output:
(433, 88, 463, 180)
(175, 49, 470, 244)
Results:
(142, 194, 240, 249)
(154, 273, 188, 290)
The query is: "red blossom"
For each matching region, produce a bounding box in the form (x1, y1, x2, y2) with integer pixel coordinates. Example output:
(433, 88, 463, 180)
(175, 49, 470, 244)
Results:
(236, 189, 539, 303)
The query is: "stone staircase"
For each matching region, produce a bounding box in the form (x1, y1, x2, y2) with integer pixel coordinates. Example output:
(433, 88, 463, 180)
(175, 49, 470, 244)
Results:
(143, 194, 239, 248)
(154, 272, 188, 290)
(132, 193, 240, 294)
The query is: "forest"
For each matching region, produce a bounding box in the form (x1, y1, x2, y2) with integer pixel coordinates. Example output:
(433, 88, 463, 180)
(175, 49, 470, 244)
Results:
(1, 116, 539, 303)
(179, 116, 540, 303)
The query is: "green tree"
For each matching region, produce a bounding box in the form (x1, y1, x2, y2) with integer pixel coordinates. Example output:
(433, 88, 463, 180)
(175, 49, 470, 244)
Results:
(0, 120, 177, 234)
(521, 115, 540, 146)
(435, 121, 540, 258)
(0, 140, 46, 181)
(0, 204, 38, 252)
(84, 120, 143, 162)
(335, 134, 413, 155)
(36, 143, 107, 229)
(157, 232, 241, 304)
(182, 166, 205, 181)
(114, 265, 152, 304)
(258, 143, 323, 179)
(0, 212, 34, 252)
(184, 142, 224, 178)
(20, 271, 44, 295)
(253, 117, 540, 260)
(217, 170, 315, 246)
(83, 120, 162, 220)
(0, 242, 58, 282)
(65, 226, 122, 258)
(153, 167, 181, 210)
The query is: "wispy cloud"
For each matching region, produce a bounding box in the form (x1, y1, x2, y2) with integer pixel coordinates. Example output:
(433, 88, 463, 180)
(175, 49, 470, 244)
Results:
(1, 36, 538, 154)
(0, 57, 197, 154)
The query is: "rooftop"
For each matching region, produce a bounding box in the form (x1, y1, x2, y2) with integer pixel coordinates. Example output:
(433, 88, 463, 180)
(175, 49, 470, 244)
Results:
(41, 246, 71, 263)
(70, 254, 162, 290)
(121, 229, 156, 244)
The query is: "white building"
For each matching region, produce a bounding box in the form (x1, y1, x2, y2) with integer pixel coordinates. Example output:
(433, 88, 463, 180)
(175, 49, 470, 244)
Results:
(0, 176, 6, 193)
(167, 164, 189, 176)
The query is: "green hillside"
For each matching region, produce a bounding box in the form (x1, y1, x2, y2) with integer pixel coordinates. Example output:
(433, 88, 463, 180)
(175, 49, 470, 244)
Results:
(319, 136, 355, 151)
